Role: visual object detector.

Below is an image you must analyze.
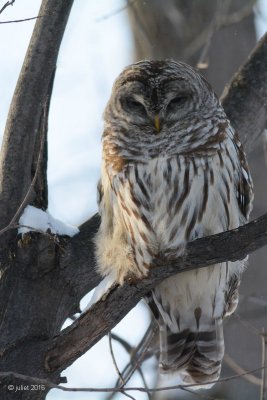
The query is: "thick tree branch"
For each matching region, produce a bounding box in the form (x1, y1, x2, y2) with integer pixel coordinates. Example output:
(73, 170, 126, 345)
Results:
(221, 31, 267, 150)
(46, 213, 267, 372)
(0, 0, 74, 232)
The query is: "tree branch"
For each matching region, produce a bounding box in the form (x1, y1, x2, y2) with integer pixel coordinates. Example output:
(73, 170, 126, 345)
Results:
(0, 16, 40, 24)
(46, 212, 267, 372)
(221, 31, 267, 150)
(0, 0, 15, 15)
(0, 0, 74, 234)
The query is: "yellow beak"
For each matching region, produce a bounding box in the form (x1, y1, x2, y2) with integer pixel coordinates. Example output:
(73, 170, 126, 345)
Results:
(154, 114, 161, 133)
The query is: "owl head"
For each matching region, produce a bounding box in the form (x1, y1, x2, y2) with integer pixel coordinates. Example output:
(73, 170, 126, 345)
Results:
(104, 60, 221, 135)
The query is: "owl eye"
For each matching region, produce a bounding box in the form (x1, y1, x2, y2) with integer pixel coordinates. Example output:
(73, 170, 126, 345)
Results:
(167, 95, 188, 112)
(123, 96, 147, 116)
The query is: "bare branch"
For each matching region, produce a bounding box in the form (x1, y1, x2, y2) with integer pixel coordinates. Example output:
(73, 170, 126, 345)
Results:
(108, 332, 125, 385)
(110, 333, 133, 354)
(121, 391, 136, 400)
(107, 326, 155, 400)
(0, 0, 74, 235)
(197, 0, 231, 69)
(0, 79, 53, 237)
(221, 32, 267, 150)
(179, 386, 220, 400)
(96, 0, 137, 22)
(224, 353, 261, 386)
(0, 0, 15, 15)
(1, 365, 267, 394)
(221, 0, 257, 27)
(46, 212, 267, 372)
(0, 68, 55, 237)
(0, 16, 40, 24)
(121, 321, 158, 387)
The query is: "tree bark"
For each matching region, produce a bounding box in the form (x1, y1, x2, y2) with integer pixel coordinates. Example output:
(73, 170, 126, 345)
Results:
(0, 0, 73, 239)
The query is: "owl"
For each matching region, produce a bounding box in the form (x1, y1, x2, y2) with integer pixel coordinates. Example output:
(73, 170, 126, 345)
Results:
(95, 60, 253, 387)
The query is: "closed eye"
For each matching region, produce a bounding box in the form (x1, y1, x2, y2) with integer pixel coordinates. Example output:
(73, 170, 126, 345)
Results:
(166, 95, 189, 113)
(123, 96, 147, 116)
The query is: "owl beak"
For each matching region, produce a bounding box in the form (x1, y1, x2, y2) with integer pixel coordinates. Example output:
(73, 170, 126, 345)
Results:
(154, 114, 161, 133)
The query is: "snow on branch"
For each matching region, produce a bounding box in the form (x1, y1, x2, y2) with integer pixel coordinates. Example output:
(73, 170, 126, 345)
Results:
(18, 205, 79, 237)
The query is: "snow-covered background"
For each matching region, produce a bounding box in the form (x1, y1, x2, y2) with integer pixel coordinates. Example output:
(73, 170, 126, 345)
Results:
(0, 1, 267, 399)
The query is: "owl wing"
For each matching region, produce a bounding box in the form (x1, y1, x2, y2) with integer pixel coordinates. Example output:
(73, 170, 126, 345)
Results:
(222, 133, 253, 318)
(96, 162, 158, 282)
(232, 133, 253, 222)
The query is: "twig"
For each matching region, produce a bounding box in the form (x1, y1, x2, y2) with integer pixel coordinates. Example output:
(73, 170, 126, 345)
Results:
(95, 0, 137, 22)
(260, 330, 267, 400)
(0, 0, 15, 15)
(221, 0, 257, 27)
(107, 322, 157, 400)
(108, 332, 125, 385)
(110, 333, 133, 354)
(0, 15, 41, 24)
(122, 321, 157, 386)
(192, 0, 255, 68)
(197, 0, 231, 69)
(180, 386, 221, 400)
(1, 365, 267, 394)
(135, 367, 152, 400)
(121, 391, 136, 400)
(224, 353, 261, 386)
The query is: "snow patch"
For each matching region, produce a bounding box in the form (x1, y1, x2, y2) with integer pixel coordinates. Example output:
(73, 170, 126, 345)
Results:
(83, 275, 116, 312)
(18, 205, 79, 237)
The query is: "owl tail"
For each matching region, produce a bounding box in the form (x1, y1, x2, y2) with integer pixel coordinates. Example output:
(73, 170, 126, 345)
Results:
(158, 317, 224, 389)
(146, 290, 224, 388)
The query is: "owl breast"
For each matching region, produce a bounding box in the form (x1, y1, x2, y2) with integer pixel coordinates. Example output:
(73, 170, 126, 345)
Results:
(116, 153, 239, 263)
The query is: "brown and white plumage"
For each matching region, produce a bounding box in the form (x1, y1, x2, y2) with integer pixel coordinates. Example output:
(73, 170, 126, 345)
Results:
(95, 60, 253, 387)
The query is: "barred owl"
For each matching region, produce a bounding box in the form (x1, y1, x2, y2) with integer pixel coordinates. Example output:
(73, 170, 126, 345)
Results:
(95, 60, 253, 387)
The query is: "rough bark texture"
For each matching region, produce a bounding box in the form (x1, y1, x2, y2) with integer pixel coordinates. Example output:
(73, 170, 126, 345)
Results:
(0, 1, 267, 400)
(0, 1, 73, 236)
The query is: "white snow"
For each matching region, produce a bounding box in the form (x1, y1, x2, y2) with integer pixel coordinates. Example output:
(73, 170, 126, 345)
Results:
(18, 205, 79, 237)
(83, 275, 116, 312)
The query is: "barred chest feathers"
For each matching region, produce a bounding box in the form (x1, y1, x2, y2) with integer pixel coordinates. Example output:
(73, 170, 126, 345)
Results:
(97, 132, 244, 281)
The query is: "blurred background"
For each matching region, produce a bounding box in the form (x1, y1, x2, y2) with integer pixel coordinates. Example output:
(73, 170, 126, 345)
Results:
(0, 1, 267, 399)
